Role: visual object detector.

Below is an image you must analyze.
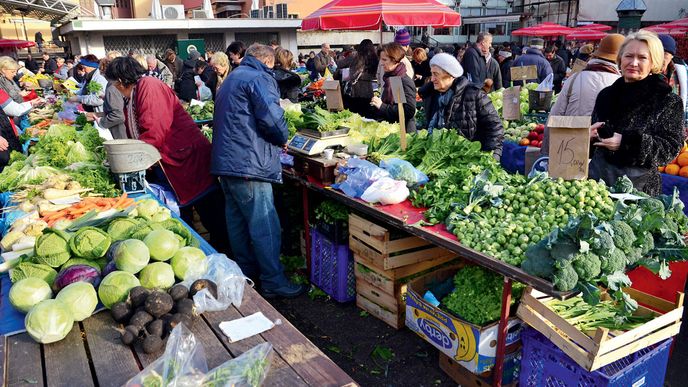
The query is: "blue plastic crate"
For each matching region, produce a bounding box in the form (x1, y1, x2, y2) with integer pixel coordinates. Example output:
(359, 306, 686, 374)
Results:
(310, 229, 355, 302)
(520, 328, 672, 387)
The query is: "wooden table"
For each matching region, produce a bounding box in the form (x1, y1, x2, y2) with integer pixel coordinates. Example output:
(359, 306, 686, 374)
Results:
(1, 286, 356, 387)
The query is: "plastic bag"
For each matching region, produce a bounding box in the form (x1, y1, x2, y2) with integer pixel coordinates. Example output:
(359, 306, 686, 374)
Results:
(57, 101, 80, 121)
(380, 158, 429, 187)
(125, 323, 208, 387)
(202, 342, 273, 387)
(536, 73, 554, 91)
(360, 177, 410, 205)
(182, 254, 249, 313)
(333, 158, 389, 198)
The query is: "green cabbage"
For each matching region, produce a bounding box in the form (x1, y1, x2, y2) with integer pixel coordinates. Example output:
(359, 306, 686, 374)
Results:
(171, 247, 207, 281)
(157, 219, 200, 248)
(136, 199, 162, 220)
(139, 262, 175, 290)
(114, 239, 150, 274)
(25, 299, 74, 344)
(130, 221, 165, 240)
(107, 218, 140, 240)
(144, 230, 180, 261)
(34, 229, 72, 268)
(10, 262, 58, 285)
(98, 271, 140, 309)
(9, 277, 53, 313)
(56, 282, 98, 321)
(68, 227, 111, 259)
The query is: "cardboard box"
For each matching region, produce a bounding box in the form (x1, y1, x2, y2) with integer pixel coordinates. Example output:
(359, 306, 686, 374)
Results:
(439, 348, 521, 386)
(323, 80, 343, 111)
(405, 267, 522, 374)
(546, 115, 591, 180)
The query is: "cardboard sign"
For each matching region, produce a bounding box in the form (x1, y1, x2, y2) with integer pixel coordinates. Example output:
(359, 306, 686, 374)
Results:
(323, 80, 344, 111)
(388, 76, 406, 104)
(547, 115, 592, 180)
(571, 58, 587, 73)
(510, 65, 538, 82)
(502, 86, 521, 121)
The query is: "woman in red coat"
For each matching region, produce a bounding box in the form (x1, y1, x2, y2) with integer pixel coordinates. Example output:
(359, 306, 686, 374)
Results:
(105, 57, 229, 253)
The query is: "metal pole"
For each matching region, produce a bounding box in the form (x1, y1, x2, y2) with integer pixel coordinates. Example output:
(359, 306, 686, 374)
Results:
(566, 0, 572, 26)
(492, 277, 513, 387)
(20, 13, 28, 42)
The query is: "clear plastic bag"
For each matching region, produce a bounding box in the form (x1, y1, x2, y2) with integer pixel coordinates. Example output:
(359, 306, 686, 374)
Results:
(334, 158, 389, 198)
(182, 254, 249, 313)
(201, 342, 273, 387)
(360, 177, 410, 205)
(380, 158, 429, 187)
(125, 324, 273, 387)
(57, 101, 80, 121)
(536, 73, 554, 91)
(125, 324, 208, 387)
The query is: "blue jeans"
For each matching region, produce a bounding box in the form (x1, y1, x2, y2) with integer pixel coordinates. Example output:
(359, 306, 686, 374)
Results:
(219, 176, 288, 291)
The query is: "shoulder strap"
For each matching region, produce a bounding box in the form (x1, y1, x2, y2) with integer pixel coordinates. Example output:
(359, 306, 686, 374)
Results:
(566, 71, 580, 101)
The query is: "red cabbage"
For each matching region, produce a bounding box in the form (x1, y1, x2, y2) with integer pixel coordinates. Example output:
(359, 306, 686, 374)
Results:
(53, 265, 101, 293)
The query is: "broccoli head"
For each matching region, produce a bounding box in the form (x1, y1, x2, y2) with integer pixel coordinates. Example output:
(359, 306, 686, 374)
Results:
(609, 220, 635, 252)
(552, 260, 579, 291)
(639, 198, 665, 218)
(572, 252, 602, 281)
(612, 176, 634, 194)
(550, 238, 579, 261)
(522, 241, 554, 278)
(625, 246, 645, 265)
(591, 231, 615, 257)
(599, 248, 626, 274)
(634, 231, 655, 255)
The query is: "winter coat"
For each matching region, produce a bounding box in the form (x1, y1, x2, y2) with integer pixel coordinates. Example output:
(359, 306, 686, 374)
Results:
(500, 57, 514, 86)
(589, 74, 685, 196)
(462, 44, 489, 87)
(200, 66, 218, 100)
(164, 57, 184, 83)
(0, 90, 24, 171)
(314, 51, 334, 76)
(412, 59, 431, 87)
(376, 71, 416, 133)
(541, 59, 621, 156)
(376, 57, 414, 90)
(548, 55, 567, 93)
(125, 77, 214, 206)
(78, 69, 108, 113)
(306, 58, 318, 81)
(54, 64, 68, 80)
(511, 48, 553, 83)
(100, 83, 126, 139)
(273, 67, 301, 102)
(334, 54, 377, 99)
(176, 59, 199, 102)
(0, 76, 23, 103)
(211, 55, 288, 184)
(25, 59, 39, 73)
(148, 60, 174, 88)
(43, 58, 57, 75)
(557, 48, 571, 67)
(420, 76, 504, 160)
(487, 57, 503, 91)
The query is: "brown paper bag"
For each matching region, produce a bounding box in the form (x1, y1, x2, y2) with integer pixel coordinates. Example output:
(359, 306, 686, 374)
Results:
(323, 80, 344, 111)
(547, 115, 592, 180)
(502, 86, 521, 121)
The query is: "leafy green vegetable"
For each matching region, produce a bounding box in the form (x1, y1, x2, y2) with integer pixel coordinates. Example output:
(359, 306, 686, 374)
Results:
(314, 200, 349, 225)
(10, 262, 58, 285)
(546, 296, 652, 332)
(68, 226, 112, 259)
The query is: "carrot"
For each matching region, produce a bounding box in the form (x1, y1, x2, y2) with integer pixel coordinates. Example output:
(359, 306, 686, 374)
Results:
(121, 198, 135, 208)
(113, 194, 128, 209)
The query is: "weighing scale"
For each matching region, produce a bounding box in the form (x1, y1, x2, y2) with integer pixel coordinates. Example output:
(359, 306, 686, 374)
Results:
(288, 127, 352, 156)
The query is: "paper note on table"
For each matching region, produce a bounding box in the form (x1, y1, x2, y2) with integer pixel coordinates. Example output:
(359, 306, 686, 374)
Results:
(219, 312, 278, 342)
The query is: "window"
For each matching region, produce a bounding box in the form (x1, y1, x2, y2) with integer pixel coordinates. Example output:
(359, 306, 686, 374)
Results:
(433, 27, 451, 36)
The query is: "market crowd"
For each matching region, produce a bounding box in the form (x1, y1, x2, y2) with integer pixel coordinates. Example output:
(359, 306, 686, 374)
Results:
(0, 27, 686, 299)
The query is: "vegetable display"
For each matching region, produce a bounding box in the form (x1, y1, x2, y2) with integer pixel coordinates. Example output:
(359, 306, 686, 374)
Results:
(25, 299, 74, 344)
(185, 101, 214, 121)
(9, 277, 53, 313)
(56, 282, 98, 322)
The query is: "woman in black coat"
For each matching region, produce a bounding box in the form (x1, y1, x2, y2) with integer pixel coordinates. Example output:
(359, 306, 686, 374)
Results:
(588, 32, 684, 196)
(420, 53, 504, 160)
(273, 48, 301, 103)
(334, 39, 378, 117)
(370, 43, 416, 133)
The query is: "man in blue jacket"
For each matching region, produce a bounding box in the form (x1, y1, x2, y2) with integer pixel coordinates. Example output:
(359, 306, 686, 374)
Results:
(462, 32, 492, 87)
(511, 38, 553, 85)
(211, 44, 308, 298)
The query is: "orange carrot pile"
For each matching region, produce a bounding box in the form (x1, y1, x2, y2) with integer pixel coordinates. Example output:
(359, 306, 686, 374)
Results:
(41, 193, 135, 226)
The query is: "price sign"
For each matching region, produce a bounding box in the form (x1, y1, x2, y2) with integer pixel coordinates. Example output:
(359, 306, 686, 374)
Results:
(323, 80, 344, 111)
(502, 86, 521, 120)
(547, 115, 592, 180)
(510, 65, 538, 82)
(388, 76, 407, 151)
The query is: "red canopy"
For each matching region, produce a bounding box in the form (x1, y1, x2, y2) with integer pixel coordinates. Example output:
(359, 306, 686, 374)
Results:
(0, 39, 35, 49)
(512, 22, 574, 37)
(664, 17, 688, 28)
(642, 25, 688, 37)
(566, 28, 607, 41)
(301, 0, 461, 31)
(578, 23, 612, 31)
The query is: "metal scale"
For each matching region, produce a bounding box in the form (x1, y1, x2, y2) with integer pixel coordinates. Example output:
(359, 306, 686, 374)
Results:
(288, 127, 352, 156)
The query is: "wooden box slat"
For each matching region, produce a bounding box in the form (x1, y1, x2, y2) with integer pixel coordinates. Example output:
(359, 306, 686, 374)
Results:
(356, 295, 404, 329)
(6, 333, 44, 387)
(43, 322, 95, 387)
(82, 312, 140, 387)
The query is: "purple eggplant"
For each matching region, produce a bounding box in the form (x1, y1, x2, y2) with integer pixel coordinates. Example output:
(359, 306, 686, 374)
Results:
(102, 260, 117, 277)
(53, 265, 101, 293)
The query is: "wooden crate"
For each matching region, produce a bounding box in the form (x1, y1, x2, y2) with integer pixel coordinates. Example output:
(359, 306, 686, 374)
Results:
(438, 350, 520, 387)
(517, 286, 684, 371)
(348, 213, 455, 270)
(357, 294, 405, 329)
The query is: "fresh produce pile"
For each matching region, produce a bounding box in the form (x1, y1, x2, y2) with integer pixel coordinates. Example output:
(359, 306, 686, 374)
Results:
(514, 122, 545, 147)
(546, 296, 653, 332)
(487, 83, 538, 117)
(502, 117, 540, 143)
(442, 265, 524, 326)
(283, 105, 400, 142)
(185, 101, 214, 121)
(658, 142, 688, 177)
(20, 73, 52, 88)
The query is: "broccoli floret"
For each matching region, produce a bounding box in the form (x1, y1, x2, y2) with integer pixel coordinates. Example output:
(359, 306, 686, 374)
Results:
(612, 176, 634, 194)
(639, 198, 665, 218)
(522, 241, 554, 278)
(609, 220, 635, 252)
(625, 246, 644, 265)
(552, 260, 579, 291)
(591, 231, 615, 256)
(571, 252, 602, 281)
(634, 231, 655, 255)
(550, 238, 579, 261)
(600, 249, 626, 274)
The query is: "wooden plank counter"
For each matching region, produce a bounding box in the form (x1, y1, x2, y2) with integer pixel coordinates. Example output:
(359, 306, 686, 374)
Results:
(1, 286, 356, 387)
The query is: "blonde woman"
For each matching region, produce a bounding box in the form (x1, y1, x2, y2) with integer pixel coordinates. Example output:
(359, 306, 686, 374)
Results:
(272, 48, 300, 102)
(588, 31, 684, 195)
(0, 56, 26, 103)
(210, 52, 230, 90)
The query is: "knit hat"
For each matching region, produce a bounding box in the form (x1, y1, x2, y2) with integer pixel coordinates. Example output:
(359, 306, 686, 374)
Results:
(580, 44, 594, 55)
(658, 34, 677, 55)
(188, 50, 201, 60)
(429, 53, 464, 78)
(529, 38, 545, 50)
(592, 33, 625, 62)
(394, 28, 411, 46)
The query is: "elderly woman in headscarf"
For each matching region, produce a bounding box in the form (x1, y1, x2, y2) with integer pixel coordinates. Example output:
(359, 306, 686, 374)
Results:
(419, 53, 504, 160)
(71, 55, 109, 112)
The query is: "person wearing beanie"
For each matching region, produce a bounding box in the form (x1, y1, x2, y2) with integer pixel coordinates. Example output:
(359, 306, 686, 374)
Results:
(658, 34, 687, 121)
(541, 33, 625, 156)
(497, 49, 513, 86)
(377, 28, 414, 89)
(510, 37, 553, 84)
(418, 53, 504, 159)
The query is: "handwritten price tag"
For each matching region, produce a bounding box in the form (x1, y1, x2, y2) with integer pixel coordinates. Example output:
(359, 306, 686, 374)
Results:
(547, 116, 592, 180)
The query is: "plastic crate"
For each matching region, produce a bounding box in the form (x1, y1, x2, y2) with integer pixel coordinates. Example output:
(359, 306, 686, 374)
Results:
(310, 228, 355, 302)
(314, 220, 348, 244)
(520, 328, 672, 387)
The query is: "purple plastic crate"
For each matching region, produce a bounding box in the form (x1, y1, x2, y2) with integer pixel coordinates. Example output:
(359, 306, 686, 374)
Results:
(520, 328, 672, 387)
(310, 228, 355, 302)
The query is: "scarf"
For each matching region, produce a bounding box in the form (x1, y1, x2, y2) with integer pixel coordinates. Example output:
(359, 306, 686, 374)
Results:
(124, 83, 140, 140)
(583, 58, 620, 75)
(382, 62, 407, 105)
(0, 76, 23, 104)
(428, 87, 456, 130)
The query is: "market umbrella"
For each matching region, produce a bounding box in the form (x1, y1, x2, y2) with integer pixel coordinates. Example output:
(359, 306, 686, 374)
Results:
(0, 39, 35, 49)
(512, 22, 574, 37)
(301, 0, 461, 31)
(642, 25, 688, 37)
(664, 17, 688, 28)
(566, 28, 607, 41)
(578, 23, 612, 31)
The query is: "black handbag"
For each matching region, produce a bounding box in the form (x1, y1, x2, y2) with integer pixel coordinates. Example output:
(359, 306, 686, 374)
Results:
(588, 151, 651, 191)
